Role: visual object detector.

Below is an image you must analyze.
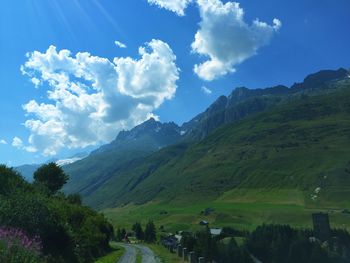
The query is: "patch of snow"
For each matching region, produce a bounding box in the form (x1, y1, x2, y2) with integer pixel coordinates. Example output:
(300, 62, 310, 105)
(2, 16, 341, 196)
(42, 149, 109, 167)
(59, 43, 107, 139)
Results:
(56, 157, 83, 166)
(180, 130, 186, 135)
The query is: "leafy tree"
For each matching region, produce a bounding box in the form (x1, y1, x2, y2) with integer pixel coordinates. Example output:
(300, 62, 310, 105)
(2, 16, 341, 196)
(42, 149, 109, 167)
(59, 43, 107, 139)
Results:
(67, 193, 82, 205)
(33, 163, 69, 194)
(132, 223, 144, 240)
(144, 221, 156, 243)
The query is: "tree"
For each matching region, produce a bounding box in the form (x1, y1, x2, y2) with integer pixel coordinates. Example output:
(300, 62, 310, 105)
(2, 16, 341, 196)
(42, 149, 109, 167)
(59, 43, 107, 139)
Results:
(144, 221, 156, 243)
(132, 223, 144, 240)
(194, 227, 217, 261)
(33, 163, 69, 194)
(121, 228, 127, 240)
(116, 228, 123, 242)
(216, 238, 253, 263)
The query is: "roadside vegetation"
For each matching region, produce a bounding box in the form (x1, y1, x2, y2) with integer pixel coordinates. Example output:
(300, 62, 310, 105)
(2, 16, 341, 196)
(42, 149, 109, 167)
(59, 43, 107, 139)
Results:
(0, 164, 114, 263)
(94, 242, 124, 263)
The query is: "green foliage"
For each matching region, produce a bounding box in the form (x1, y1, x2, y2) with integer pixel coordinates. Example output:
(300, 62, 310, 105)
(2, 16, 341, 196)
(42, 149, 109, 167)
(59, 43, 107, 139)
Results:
(0, 239, 41, 263)
(193, 227, 217, 261)
(180, 228, 252, 262)
(0, 165, 29, 195)
(0, 165, 114, 263)
(34, 163, 68, 194)
(216, 238, 252, 263)
(67, 193, 82, 205)
(181, 232, 196, 251)
(245, 224, 345, 263)
(132, 223, 144, 240)
(94, 243, 124, 263)
(144, 221, 156, 243)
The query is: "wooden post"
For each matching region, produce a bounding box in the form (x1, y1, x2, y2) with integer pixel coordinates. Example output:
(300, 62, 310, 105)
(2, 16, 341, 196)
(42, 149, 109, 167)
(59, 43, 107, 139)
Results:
(183, 247, 188, 261)
(189, 251, 196, 263)
(177, 245, 182, 257)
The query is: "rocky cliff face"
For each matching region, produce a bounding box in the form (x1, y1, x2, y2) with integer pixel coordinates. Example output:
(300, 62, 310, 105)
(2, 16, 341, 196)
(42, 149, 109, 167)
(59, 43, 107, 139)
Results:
(181, 68, 349, 141)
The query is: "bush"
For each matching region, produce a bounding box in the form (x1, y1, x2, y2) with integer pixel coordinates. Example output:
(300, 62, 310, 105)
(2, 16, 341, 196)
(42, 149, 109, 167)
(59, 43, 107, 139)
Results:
(0, 165, 114, 263)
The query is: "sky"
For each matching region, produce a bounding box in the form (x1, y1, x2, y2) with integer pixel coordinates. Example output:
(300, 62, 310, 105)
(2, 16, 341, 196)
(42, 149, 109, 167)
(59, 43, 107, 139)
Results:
(0, 0, 350, 166)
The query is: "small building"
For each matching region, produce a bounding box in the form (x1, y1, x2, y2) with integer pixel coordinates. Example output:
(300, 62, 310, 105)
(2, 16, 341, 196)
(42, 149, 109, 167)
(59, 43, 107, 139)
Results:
(312, 212, 331, 241)
(210, 228, 222, 236)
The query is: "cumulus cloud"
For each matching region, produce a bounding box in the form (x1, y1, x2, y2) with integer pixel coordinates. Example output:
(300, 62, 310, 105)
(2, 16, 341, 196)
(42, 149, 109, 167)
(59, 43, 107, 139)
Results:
(115, 40, 127, 49)
(12, 137, 23, 148)
(201, 86, 212, 94)
(147, 0, 193, 16)
(21, 40, 179, 156)
(0, 139, 7, 145)
(12, 137, 37, 153)
(192, 0, 281, 81)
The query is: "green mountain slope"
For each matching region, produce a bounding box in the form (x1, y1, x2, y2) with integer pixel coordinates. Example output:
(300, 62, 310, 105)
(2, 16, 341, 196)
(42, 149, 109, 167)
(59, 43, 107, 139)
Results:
(181, 68, 349, 141)
(63, 68, 349, 201)
(63, 118, 182, 196)
(82, 77, 350, 210)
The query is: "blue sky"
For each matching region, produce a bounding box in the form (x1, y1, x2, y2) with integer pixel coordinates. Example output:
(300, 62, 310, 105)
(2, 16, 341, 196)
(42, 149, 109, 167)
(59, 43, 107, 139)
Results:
(0, 0, 350, 166)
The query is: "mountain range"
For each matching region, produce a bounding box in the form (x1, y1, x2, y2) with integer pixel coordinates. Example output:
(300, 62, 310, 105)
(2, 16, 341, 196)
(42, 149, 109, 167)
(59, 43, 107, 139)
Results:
(54, 67, 350, 212)
(15, 67, 350, 225)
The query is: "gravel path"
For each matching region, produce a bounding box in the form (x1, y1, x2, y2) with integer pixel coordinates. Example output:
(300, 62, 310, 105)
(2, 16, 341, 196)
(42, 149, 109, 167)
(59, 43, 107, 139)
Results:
(134, 244, 159, 263)
(117, 243, 159, 263)
(117, 244, 137, 263)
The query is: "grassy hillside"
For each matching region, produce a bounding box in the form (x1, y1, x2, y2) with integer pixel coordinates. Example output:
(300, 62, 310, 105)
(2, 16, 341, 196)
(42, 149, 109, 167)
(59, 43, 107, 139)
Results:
(84, 82, 350, 211)
(63, 119, 181, 198)
(90, 86, 350, 232)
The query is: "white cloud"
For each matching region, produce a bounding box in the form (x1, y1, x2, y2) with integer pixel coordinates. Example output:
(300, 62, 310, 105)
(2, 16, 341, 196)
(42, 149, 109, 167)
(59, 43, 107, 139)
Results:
(0, 139, 7, 145)
(12, 137, 23, 148)
(115, 40, 127, 49)
(201, 86, 212, 94)
(12, 137, 37, 153)
(21, 40, 179, 156)
(192, 0, 281, 81)
(147, 0, 193, 16)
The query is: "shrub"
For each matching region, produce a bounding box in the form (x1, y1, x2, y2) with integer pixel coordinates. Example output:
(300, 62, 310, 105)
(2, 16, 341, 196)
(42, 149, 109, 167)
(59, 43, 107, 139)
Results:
(0, 227, 42, 263)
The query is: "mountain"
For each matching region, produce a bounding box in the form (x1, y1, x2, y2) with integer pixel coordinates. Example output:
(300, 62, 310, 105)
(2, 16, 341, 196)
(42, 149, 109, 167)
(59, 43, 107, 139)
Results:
(14, 164, 40, 182)
(61, 68, 350, 211)
(14, 152, 89, 182)
(62, 118, 182, 198)
(80, 76, 350, 210)
(181, 68, 349, 140)
(92, 118, 181, 155)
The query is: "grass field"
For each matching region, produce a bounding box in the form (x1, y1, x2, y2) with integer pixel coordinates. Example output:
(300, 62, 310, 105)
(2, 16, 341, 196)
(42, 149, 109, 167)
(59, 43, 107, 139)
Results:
(94, 242, 125, 263)
(103, 188, 350, 233)
(146, 244, 181, 263)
